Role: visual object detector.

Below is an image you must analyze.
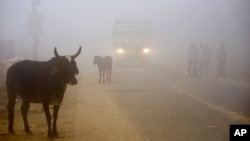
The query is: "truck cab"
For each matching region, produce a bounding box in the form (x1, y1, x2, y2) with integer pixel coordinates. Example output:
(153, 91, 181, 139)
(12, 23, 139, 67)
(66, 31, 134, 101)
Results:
(113, 19, 152, 66)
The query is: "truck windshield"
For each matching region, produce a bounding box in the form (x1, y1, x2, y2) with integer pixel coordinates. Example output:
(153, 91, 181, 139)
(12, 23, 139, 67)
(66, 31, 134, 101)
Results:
(115, 24, 151, 40)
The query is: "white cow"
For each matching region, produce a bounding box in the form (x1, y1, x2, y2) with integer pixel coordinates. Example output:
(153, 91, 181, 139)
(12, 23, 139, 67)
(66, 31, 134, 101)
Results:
(0, 57, 24, 95)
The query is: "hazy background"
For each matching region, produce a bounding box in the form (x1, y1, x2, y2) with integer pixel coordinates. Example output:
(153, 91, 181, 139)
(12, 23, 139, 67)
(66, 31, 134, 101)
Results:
(0, 0, 250, 78)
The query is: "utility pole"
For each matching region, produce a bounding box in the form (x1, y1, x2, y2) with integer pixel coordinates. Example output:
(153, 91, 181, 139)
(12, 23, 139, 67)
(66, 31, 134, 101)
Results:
(32, 0, 38, 60)
(27, 0, 43, 60)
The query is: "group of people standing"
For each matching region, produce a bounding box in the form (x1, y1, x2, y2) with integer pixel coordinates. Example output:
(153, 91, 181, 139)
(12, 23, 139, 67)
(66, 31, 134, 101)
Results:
(188, 42, 227, 78)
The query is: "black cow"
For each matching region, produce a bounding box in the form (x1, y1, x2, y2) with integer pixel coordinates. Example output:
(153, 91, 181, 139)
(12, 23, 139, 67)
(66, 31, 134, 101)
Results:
(93, 55, 112, 83)
(6, 46, 81, 138)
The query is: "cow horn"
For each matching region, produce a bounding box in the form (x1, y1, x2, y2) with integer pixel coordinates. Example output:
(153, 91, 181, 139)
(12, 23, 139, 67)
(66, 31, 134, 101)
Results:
(72, 46, 81, 59)
(54, 47, 61, 57)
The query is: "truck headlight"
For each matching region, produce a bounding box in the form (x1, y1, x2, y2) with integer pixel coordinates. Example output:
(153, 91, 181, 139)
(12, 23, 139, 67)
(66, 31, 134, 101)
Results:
(143, 48, 150, 54)
(116, 48, 124, 54)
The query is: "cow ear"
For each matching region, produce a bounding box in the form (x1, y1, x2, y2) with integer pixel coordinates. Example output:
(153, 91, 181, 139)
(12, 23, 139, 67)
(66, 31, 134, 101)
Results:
(50, 67, 61, 76)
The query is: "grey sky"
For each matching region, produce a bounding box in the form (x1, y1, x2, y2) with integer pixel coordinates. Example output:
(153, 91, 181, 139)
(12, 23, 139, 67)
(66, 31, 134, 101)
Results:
(0, 0, 249, 66)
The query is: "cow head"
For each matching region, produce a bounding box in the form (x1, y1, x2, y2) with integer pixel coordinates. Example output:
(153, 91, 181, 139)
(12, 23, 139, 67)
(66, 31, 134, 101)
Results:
(52, 46, 81, 85)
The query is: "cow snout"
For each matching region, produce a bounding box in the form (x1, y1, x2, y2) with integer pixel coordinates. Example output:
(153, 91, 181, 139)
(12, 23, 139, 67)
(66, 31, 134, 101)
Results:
(70, 78, 77, 85)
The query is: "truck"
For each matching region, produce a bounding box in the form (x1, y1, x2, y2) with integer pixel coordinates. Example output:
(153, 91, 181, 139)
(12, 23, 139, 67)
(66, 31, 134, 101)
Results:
(113, 19, 152, 65)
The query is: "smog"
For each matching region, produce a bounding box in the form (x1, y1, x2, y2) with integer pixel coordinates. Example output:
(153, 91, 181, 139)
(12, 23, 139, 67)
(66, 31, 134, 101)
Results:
(0, 0, 250, 141)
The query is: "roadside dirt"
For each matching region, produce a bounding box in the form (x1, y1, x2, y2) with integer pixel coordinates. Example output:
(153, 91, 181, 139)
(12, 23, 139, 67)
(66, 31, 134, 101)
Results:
(0, 71, 143, 141)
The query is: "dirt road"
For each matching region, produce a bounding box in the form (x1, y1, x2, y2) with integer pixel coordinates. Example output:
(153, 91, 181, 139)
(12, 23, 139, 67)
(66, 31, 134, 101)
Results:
(0, 66, 249, 141)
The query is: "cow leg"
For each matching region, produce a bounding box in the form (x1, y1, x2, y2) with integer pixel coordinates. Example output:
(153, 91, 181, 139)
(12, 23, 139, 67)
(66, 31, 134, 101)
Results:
(52, 105, 60, 137)
(21, 101, 32, 135)
(7, 91, 16, 134)
(109, 68, 112, 82)
(99, 69, 101, 83)
(42, 103, 52, 138)
(103, 70, 105, 83)
(106, 69, 109, 82)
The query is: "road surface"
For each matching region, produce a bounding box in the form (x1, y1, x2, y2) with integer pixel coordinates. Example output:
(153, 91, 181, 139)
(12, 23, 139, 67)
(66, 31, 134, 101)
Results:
(0, 65, 249, 141)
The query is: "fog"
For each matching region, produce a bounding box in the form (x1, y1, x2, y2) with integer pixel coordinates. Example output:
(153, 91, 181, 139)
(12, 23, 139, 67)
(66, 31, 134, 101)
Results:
(1, 1, 250, 139)
(1, 0, 250, 78)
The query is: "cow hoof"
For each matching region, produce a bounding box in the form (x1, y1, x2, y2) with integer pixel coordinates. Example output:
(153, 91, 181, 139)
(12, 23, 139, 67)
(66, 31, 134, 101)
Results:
(8, 131, 15, 135)
(48, 137, 53, 141)
(48, 133, 52, 138)
(26, 131, 33, 136)
(53, 133, 59, 138)
(47, 133, 58, 140)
